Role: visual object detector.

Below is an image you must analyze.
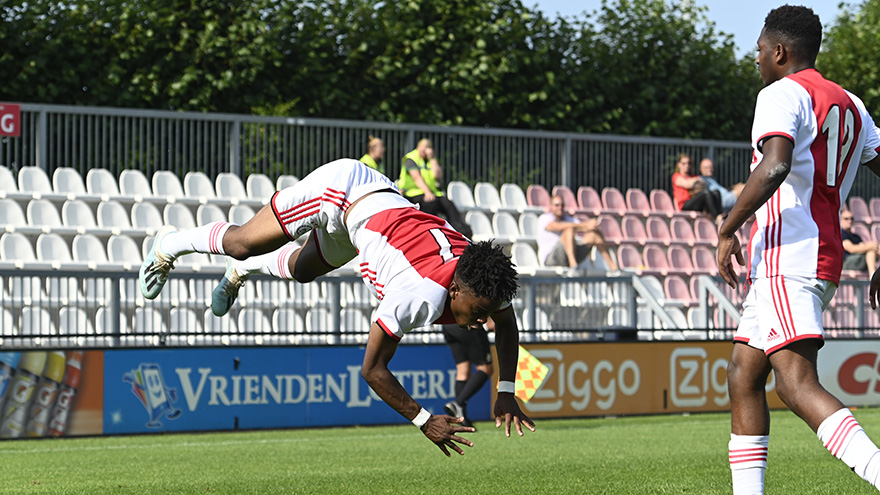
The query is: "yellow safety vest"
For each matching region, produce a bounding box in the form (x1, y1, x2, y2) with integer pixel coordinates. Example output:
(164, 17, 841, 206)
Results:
(399, 149, 442, 197)
(359, 154, 384, 174)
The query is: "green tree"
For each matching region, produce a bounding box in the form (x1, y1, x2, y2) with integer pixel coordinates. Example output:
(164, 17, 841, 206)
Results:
(819, 0, 880, 115)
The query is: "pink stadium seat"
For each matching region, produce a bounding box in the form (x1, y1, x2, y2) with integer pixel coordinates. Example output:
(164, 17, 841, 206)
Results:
(649, 189, 696, 219)
(641, 245, 669, 275)
(664, 275, 696, 306)
(870, 198, 880, 224)
(551, 185, 582, 216)
(620, 215, 647, 245)
(691, 246, 718, 275)
(849, 196, 871, 224)
(736, 220, 755, 246)
(694, 217, 718, 246)
(617, 244, 643, 272)
(601, 187, 627, 216)
(669, 217, 696, 246)
(577, 186, 604, 216)
(871, 224, 880, 243)
(645, 217, 671, 246)
(526, 185, 551, 212)
(854, 223, 871, 245)
(597, 215, 623, 244)
(625, 188, 652, 217)
(667, 245, 694, 276)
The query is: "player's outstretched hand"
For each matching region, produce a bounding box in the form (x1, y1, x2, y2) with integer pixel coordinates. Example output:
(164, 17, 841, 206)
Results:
(716, 232, 744, 289)
(494, 392, 535, 438)
(870, 267, 880, 309)
(421, 414, 475, 457)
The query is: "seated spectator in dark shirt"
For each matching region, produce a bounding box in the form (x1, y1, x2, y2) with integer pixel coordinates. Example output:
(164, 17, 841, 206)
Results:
(841, 210, 879, 273)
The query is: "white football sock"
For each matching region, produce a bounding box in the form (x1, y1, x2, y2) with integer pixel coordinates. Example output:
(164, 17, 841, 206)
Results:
(235, 244, 296, 280)
(817, 408, 880, 487)
(160, 221, 232, 258)
(729, 434, 769, 495)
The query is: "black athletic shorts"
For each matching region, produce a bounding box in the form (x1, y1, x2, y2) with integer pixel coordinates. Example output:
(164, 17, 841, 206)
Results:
(441, 324, 492, 365)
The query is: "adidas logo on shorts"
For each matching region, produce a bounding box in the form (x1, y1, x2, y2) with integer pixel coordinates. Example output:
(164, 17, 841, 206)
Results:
(768, 328, 781, 341)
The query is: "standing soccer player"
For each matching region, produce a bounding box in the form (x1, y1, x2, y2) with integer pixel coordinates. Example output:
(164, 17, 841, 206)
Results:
(717, 6, 880, 493)
(139, 158, 534, 456)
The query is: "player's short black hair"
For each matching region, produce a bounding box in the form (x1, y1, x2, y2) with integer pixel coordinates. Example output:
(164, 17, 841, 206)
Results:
(456, 240, 518, 303)
(763, 5, 822, 64)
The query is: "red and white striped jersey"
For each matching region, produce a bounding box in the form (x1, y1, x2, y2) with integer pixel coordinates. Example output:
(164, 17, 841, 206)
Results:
(747, 69, 880, 283)
(353, 205, 471, 341)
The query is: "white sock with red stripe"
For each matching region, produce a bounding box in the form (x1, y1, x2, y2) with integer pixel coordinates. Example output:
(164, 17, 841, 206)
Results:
(729, 434, 768, 495)
(235, 244, 296, 279)
(160, 222, 232, 258)
(817, 408, 880, 487)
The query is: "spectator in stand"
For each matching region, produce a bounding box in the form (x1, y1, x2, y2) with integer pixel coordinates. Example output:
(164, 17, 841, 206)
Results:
(672, 153, 723, 220)
(537, 194, 618, 274)
(841, 209, 879, 273)
(399, 138, 472, 237)
(359, 135, 386, 175)
(699, 157, 745, 213)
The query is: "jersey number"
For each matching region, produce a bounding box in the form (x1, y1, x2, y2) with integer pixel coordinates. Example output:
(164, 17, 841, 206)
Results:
(430, 228, 455, 263)
(822, 104, 856, 187)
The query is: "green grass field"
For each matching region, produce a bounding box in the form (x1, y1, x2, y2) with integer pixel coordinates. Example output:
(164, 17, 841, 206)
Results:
(2, 409, 879, 494)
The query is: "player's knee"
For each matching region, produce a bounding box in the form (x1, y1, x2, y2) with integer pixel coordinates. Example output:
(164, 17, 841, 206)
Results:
(477, 363, 493, 375)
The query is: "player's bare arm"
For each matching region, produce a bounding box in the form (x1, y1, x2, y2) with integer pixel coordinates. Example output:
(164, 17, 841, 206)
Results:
(717, 136, 794, 288)
(360, 323, 475, 456)
(491, 305, 536, 437)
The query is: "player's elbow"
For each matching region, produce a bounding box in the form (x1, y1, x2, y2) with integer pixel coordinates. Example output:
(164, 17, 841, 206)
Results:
(764, 161, 791, 183)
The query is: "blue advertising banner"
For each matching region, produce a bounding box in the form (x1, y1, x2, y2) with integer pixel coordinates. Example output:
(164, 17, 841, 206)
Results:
(102, 346, 489, 434)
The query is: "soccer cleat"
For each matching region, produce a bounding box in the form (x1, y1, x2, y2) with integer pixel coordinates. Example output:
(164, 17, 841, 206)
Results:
(139, 225, 178, 300)
(444, 400, 464, 419)
(211, 261, 249, 317)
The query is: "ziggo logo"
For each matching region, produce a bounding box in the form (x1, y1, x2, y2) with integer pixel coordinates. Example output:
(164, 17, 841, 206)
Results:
(838, 353, 880, 395)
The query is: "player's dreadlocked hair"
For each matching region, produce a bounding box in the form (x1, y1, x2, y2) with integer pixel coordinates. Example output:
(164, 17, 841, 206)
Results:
(763, 5, 822, 65)
(456, 240, 518, 303)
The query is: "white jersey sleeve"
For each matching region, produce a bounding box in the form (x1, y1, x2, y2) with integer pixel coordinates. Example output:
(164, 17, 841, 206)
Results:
(374, 291, 444, 341)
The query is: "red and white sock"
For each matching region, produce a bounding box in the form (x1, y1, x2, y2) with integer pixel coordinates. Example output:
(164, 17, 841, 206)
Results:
(817, 408, 880, 487)
(161, 221, 232, 258)
(729, 434, 768, 495)
(236, 244, 297, 280)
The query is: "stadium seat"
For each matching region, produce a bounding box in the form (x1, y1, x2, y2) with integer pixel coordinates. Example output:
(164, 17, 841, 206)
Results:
(521, 307, 552, 331)
(597, 215, 623, 245)
(276, 175, 299, 190)
(97, 201, 140, 236)
(850, 196, 871, 224)
(693, 217, 718, 246)
(492, 212, 520, 244)
(526, 184, 550, 211)
(641, 245, 669, 275)
(511, 242, 549, 274)
(601, 187, 627, 216)
(0, 198, 42, 235)
(687, 306, 712, 330)
(551, 185, 583, 216)
(500, 183, 543, 214)
(339, 281, 374, 310)
(272, 308, 306, 334)
(691, 246, 717, 275)
(869, 198, 880, 224)
(559, 281, 588, 307)
(1, 232, 51, 269)
(197, 204, 226, 226)
(306, 307, 333, 334)
(246, 173, 275, 203)
(475, 182, 515, 213)
(131, 202, 164, 234)
(625, 188, 652, 217)
(616, 244, 643, 273)
(645, 216, 671, 246)
(447, 181, 480, 213)
(669, 217, 696, 246)
(86, 168, 121, 199)
(229, 205, 256, 225)
(649, 189, 694, 219)
(577, 186, 604, 216)
(36, 233, 74, 265)
(871, 224, 880, 244)
(153, 170, 187, 199)
(72, 233, 114, 270)
(21, 306, 56, 337)
(465, 211, 493, 242)
(215, 173, 248, 202)
(205, 308, 238, 335)
(854, 223, 872, 246)
(120, 169, 154, 198)
(238, 308, 273, 335)
(184, 171, 226, 205)
(62, 199, 107, 235)
(667, 245, 694, 276)
(164, 203, 197, 230)
(134, 308, 167, 335)
(169, 308, 202, 335)
(340, 308, 370, 333)
(27, 199, 76, 236)
(0, 167, 25, 200)
(18, 166, 64, 200)
(517, 212, 539, 244)
(53, 167, 93, 200)
(59, 307, 95, 339)
(620, 215, 648, 246)
(107, 234, 142, 268)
